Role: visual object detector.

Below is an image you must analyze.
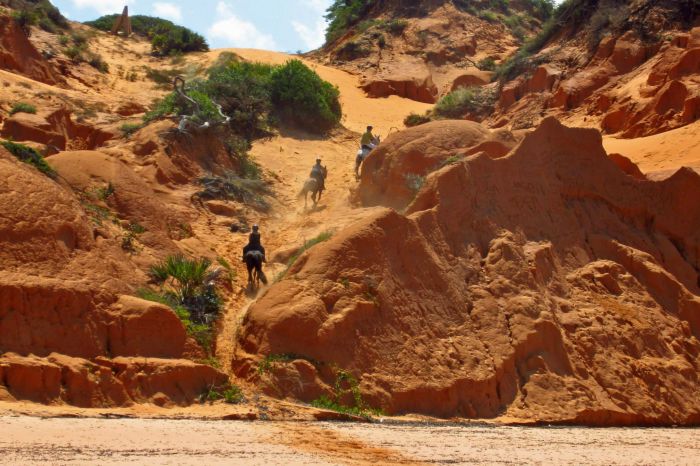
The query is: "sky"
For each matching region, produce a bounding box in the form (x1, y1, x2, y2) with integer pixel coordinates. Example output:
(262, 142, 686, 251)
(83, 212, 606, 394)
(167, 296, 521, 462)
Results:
(49, 0, 334, 52)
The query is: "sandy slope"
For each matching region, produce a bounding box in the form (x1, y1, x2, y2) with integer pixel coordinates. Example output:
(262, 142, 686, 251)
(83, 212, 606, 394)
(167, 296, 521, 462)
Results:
(2, 416, 698, 465)
(604, 120, 700, 178)
(205, 49, 429, 373)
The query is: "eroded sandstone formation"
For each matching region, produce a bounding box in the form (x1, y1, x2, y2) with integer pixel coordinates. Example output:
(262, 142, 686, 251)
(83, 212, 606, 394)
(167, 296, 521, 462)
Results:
(236, 118, 700, 425)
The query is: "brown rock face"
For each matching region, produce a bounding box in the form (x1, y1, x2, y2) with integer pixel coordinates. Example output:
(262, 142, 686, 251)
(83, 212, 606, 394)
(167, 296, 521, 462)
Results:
(236, 118, 700, 424)
(0, 148, 226, 407)
(0, 353, 227, 407)
(357, 120, 521, 210)
(1, 107, 115, 150)
(0, 16, 62, 85)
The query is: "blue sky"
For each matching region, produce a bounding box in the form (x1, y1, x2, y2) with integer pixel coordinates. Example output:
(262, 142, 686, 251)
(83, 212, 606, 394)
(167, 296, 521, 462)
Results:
(50, 0, 334, 52)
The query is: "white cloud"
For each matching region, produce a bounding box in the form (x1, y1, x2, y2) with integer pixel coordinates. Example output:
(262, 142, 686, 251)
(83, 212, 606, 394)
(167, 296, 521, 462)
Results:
(292, 19, 326, 51)
(153, 2, 182, 22)
(70, 0, 135, 15)
(208, 1, 276, 50)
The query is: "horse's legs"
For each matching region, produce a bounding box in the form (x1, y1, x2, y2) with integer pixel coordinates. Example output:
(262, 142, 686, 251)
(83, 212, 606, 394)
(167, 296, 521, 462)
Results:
(304, 190, 308, 208)
(247, 265, 252, 284)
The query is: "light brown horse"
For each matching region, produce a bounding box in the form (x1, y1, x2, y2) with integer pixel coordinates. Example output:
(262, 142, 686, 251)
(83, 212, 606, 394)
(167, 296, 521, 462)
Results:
(299, 165, 328, 208)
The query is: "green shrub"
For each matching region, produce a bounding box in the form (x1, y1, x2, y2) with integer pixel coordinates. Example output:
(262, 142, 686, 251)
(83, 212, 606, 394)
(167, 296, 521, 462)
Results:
(0, 140, 55, 178)
(477, 57, 497, 71)
(144, 80, 222, 125)
(384, 18, 408, 34)
(64, 45, 83, 60)
(85, 14, 209, 56)
(310, 369, 382, 419)
(205, 61, 274, 140)
(478, 10, 499, 23)
(201, 383, 244, 404)
(146, 59, 341, 137)
(8, 0, 69, 33)
(11, 8, 36, 35)
(144, 67, 183, 86)
(270, 59, 341, 132)
(433, 86, 496, 119)
(403, 112, 431, 127)
(324, 0, 372, 44)
(148, 255, 221, 324)
(86, 52, 109, 73)
(9, 102, 36, 115)
(120, 122, 142, 138)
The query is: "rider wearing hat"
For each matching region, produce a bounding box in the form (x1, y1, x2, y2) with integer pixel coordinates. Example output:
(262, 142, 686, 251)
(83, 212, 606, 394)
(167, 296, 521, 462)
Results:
(242, 224, 266, 262)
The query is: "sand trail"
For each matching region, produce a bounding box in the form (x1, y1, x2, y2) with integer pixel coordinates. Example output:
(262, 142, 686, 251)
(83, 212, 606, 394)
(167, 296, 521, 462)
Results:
(207, 49, 421, 375)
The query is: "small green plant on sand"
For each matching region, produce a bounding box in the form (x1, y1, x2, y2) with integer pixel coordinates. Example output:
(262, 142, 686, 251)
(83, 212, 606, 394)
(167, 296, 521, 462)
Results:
(9, 102, 36, 116)
(276, 231, 333, 281)
(1, 140, 55, 178)
(311, 368, 383, 419)
(202, 383, 244, 404)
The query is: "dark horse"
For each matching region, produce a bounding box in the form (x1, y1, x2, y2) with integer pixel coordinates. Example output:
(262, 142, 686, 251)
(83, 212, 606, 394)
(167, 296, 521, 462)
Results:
(299, 165, 328, 208)
(244, 250, 267, 288)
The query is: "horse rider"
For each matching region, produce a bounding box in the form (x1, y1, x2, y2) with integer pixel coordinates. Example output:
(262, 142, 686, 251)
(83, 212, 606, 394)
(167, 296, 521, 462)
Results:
(310, 158, 326, 191)
(361, 125, 375, 153)
(242, 224, 266, 262)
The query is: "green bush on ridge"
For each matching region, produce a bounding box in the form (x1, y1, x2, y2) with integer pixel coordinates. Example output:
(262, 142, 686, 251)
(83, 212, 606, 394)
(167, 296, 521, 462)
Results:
(84, 14, 208, 56)
(9, 102, 36, 115)
(270, 59, 341, 133)
(1, 140, 56, 178)
(146, 59, 341, 136)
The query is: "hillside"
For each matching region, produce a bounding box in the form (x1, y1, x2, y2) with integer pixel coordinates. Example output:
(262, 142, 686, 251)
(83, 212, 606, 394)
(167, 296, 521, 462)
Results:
(313, 0, 555, 103)
(0, 0, 699, 428)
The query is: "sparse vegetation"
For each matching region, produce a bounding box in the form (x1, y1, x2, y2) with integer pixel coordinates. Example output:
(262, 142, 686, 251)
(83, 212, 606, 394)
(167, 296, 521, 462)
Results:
(119, 122, 142, 138)
(257, 353, 298, 375)
(197, 172, 271, 212)
(403, 112, 431, 127)
(477, 57, 497, 71)
(121, 222, 145, 253)
(201, 383, 244, 404)
(433, 86, 496, 119)
(276, 231, 333, 281)
(85, 14, 209, 56)
(405, 173, 425, 194)
(9, 102, 36, 116)
(384, 18, 407, 34)
(217, 257, 236, 284)
(287, 232, 332, 269)
(61, 32, 109, 73)
(334, 39, 371, 60)
(310, 368, 382, 419)
(0, 140, 55, 178)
